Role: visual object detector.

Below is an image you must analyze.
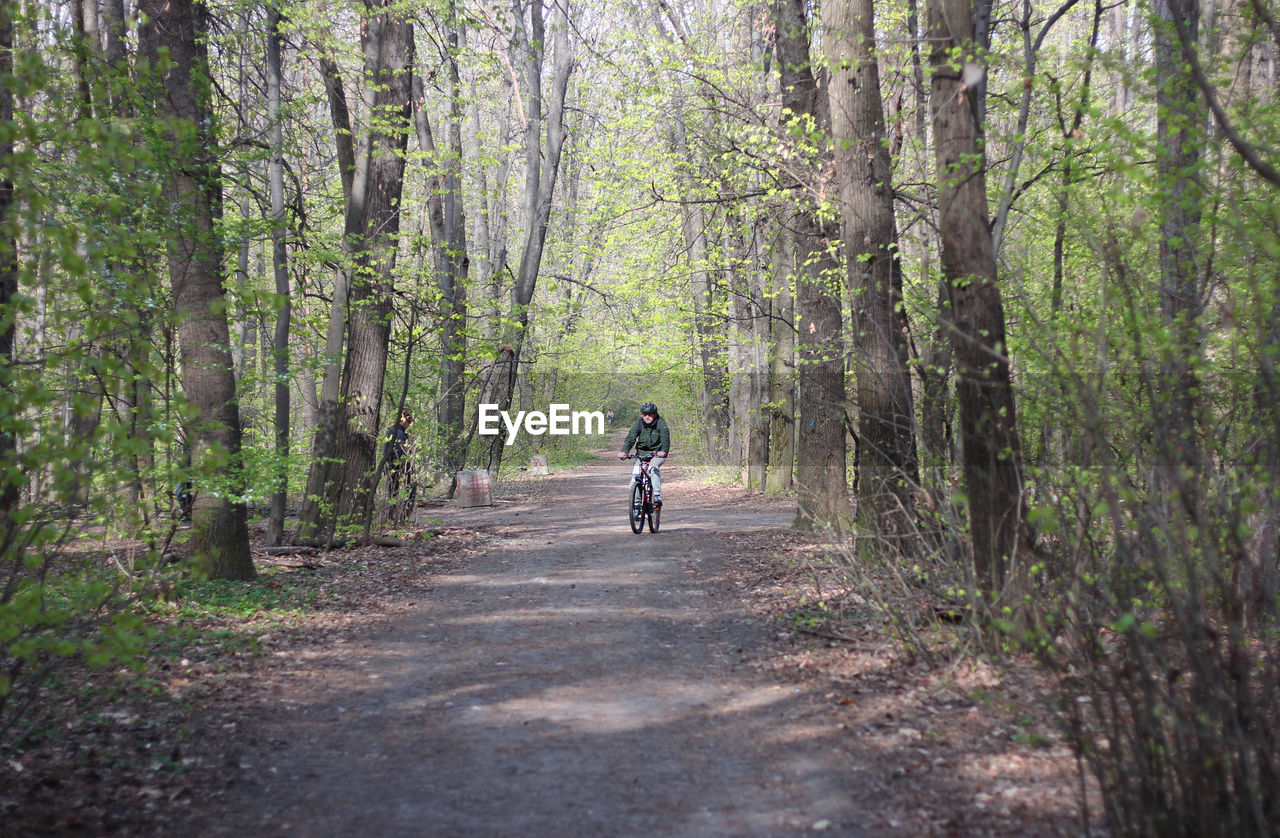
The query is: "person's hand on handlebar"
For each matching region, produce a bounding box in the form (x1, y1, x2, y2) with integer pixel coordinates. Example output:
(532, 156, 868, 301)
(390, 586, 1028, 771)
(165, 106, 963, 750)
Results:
(618, 452, 629, 460)
(656, 451, 666, 458)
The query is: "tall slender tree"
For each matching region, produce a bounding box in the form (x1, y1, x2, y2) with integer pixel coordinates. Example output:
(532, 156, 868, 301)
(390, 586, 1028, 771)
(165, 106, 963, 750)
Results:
(765, 228, 796, 496)
(0, 0, 18, 521)
(266, 2, 292, 546)
(412, 2, 468, 484)
(1153, 0, 1205, 476)
(648, 4, 732, 463)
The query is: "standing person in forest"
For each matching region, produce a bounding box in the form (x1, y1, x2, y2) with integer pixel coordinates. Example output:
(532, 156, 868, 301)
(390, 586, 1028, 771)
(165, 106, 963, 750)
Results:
(619, 402, 670, 507)
(384, 409, 415, 516)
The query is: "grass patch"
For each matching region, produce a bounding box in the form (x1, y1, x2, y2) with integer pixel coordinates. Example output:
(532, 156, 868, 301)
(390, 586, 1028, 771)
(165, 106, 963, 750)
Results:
(680, 463, 742, 485)
(543, 446, 600, 470)
(143, 567, 334, 662)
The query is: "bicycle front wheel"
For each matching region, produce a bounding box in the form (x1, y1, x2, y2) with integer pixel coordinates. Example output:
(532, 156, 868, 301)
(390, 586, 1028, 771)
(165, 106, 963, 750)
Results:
(648, 499, 660, 533)
(629, 480, 645, 534)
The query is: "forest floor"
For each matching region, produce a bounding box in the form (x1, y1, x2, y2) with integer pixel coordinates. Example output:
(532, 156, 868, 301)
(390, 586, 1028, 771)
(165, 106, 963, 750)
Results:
(3, 445, 1102, 837)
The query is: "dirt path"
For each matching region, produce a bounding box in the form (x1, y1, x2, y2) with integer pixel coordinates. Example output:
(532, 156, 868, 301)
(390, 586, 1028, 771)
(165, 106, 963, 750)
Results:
(191, 455, 864, 837)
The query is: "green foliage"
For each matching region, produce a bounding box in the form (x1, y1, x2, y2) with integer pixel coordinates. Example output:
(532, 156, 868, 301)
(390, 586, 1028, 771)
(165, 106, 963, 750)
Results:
(6, 1, 1280, 832)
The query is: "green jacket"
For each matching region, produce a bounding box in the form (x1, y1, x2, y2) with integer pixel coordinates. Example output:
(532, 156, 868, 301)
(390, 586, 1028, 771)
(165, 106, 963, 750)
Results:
(623, 415, 671, 455)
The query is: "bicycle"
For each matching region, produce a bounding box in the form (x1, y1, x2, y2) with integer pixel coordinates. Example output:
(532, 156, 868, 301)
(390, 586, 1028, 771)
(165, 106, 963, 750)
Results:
(625, 453, 661, 534)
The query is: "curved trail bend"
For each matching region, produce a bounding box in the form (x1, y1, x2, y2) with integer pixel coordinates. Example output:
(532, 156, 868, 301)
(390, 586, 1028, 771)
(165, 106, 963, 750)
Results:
(198, 455, 864, 837)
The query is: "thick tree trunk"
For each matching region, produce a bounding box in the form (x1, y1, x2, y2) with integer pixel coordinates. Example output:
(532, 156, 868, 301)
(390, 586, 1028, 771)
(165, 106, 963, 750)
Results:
(140, 0, 253, 579)
(825, 0, 919, 535)
(321, 11, 414, 536)
(298, 8, 412, 541)
(927, 0, 1026, 600)
(775, 0, 849, 534)
(790, 226, 849, 533)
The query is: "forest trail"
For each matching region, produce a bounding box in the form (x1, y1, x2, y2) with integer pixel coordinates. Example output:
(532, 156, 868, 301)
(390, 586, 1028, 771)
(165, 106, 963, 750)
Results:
(189, 451, 866, 837)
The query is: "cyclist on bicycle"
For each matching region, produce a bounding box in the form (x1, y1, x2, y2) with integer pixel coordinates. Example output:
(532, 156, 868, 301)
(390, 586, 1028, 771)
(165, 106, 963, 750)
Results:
(619, 402, 670, 508)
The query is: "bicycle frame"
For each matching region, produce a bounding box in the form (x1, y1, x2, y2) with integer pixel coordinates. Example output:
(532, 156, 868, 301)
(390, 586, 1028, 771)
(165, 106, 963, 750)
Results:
(625, 453, 661, 534)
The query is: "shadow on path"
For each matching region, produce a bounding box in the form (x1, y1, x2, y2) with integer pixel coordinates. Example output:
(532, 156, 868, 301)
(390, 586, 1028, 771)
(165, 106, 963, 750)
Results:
(193, 456, 863, 837)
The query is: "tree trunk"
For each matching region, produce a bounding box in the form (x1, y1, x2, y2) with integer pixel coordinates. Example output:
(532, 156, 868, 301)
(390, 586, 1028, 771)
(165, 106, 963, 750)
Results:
(908, 0, 951, 480)
(0, 3, 18, 520)
(320, 9, 414, 537)
(411, 5, 468, 483)
(266, 3, 292, 546)
(71, 0, 155, 518)
(727, 214, 749, 477)
(775, 0, 849, 534)
(745, 223, 771, 492)
(297, 10, 402, 541)
(825, 0, 920, 535)
(296, 51, 360, 541)
(765, 229, 795, 496)
(927, 0, 1027, 601)
(1153, 0, 1205, 475)
(139, 0, 253, 579)
(471, 66, 514, 349)
(672, 97, 730, 464)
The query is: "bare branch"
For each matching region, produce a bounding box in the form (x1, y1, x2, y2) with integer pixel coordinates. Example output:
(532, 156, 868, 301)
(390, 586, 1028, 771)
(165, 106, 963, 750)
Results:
(1172, 0, 1280, 188)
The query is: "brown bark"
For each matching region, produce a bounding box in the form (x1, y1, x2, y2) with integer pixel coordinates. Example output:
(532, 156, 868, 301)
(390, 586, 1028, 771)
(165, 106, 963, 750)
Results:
(321, 9, 414, 536)
(295, 53, 358, 541)
(139, 0, 253, 579)
(825, 0, 919, 534)
(775, 0, 849, 534)
(298, 4, 413, 541)
(927, 0, 1025, 598)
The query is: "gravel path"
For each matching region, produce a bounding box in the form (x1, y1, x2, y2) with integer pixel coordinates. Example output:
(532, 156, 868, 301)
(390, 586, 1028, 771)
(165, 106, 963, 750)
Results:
(194, 456, 864, 837)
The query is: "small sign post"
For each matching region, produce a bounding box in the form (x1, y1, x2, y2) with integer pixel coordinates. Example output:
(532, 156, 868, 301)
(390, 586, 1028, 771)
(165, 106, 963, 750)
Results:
(530, 454, 550, 475)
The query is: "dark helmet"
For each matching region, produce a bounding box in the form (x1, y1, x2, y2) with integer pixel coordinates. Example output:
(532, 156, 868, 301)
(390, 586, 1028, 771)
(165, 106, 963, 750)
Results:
(640, 402, 658, 415)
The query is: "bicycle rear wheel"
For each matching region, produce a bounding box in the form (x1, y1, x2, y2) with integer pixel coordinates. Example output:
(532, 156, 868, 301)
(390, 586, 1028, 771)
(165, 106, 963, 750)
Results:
(629, 480, 644, 534)
(648, 499, 660, 533)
